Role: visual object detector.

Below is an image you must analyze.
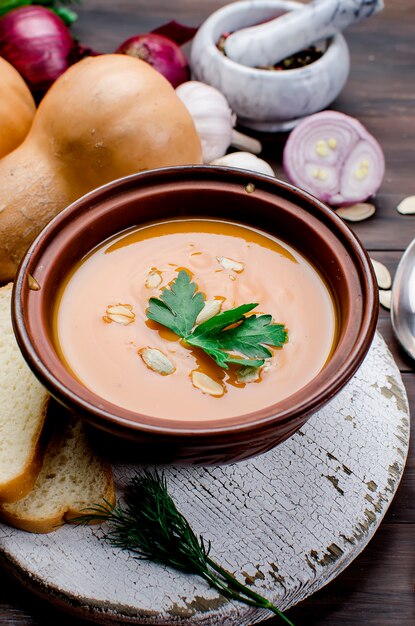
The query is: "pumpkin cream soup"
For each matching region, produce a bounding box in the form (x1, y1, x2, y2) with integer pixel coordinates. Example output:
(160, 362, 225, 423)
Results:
(52, 219, 337, 420)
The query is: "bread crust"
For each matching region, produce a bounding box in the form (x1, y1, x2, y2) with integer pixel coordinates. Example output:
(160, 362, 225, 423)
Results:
(0, 396, 49, 502)
(0, 415, 115, 533)
(0, 283, 115, 533)
(0, 465, 115, 534)
(0, 283, 49, 502)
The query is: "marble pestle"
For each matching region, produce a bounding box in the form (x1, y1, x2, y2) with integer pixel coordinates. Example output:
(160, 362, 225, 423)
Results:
(224, 0, 383, 68)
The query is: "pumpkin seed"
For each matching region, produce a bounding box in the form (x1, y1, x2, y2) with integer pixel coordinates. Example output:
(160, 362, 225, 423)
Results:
(217, 256, 245, 272)
(103, 304, 135, 325)
(335, 202, 376, 222)
(379, 290, 392, 310)
(237, 365, 260, 383)
(396, 195, 415, 215)
(27, 274, 41, 291)
(139, 348, 176, 375)
(191, 371, 224, 396)
(370, 259, 392, 290)
(145, 270, 162, 289)
(195, 299, 222, 325)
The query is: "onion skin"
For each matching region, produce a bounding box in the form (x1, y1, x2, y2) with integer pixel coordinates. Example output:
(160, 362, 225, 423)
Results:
(116, 33, 190, 88)
(151, 20, 198, 46)
(0, 6, 75, 97)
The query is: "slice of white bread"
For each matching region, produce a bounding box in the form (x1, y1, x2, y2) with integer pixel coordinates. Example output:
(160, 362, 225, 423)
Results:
(0, 283, 49, 502)
(0, 412, 115, 533)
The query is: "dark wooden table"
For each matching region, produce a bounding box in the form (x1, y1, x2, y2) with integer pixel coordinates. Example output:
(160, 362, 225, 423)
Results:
(0, 1, 413, 624)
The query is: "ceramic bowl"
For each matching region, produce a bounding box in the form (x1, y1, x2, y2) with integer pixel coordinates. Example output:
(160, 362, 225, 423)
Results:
(13, 166, 377, 464)
(191, 0, 350, 131)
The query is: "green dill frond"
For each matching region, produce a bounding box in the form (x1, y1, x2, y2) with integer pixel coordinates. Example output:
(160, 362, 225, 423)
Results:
(75, 470, 294, 626)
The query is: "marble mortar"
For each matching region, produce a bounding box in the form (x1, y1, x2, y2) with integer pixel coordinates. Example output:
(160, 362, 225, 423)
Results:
(191, 0, 350, 132)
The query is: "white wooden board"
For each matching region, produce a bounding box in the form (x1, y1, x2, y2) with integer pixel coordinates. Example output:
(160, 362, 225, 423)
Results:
(0, 332, 410, 625)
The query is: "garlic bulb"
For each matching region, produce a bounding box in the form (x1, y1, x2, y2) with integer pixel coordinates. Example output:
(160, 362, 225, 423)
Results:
(211, 152, 275, 177)
(176, 81, 261, 163)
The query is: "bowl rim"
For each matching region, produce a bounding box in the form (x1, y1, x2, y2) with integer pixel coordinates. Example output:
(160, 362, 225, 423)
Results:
(12, 166, 378, 438)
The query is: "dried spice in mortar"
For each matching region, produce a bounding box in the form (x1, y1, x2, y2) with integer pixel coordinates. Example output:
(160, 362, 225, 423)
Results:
(217, 33, 323, 70)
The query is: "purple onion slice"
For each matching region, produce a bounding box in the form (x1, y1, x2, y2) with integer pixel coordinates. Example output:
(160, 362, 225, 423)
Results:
(283, 111, 385, 206)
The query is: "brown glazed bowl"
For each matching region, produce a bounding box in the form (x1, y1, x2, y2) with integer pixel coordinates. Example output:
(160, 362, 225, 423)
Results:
(12, 166, 378, 464)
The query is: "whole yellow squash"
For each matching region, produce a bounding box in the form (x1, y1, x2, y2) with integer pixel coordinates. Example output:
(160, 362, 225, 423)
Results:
(0, 57, 36, 159)
(0, 54, 202, 282)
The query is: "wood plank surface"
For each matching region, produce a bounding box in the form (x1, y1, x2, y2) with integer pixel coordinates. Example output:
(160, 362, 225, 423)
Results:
(0, 1, 414, 625)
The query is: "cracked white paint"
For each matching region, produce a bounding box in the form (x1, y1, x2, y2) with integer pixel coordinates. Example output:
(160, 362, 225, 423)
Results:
(0, 333, 409, 625)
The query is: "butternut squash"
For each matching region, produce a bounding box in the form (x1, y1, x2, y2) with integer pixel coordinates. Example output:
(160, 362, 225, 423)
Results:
(0, 54, 202, 282)
(0, 57, 36, 159)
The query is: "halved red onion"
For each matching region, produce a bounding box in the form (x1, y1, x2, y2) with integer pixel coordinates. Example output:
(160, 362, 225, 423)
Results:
(283, 111, 385, 206)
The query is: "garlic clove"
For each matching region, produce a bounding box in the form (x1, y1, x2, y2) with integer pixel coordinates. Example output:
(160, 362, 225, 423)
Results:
(176, 81, 262, 163)
(176, 81, 233, 163)
(211, 151, 274, 176)
(230, 130, 262, 155)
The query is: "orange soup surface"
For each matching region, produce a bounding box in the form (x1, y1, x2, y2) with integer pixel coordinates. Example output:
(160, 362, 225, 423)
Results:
(53, 219, 337, 421)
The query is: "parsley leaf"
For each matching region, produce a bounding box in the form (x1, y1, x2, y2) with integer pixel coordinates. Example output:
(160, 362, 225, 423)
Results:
(194, 345, 265, 369)
(190, 303, 257, 336)
(219, 314, 288, 358)
(146, 270, 288, 369)
(187, 306, 266, 368)
(147, 270, 205, 337)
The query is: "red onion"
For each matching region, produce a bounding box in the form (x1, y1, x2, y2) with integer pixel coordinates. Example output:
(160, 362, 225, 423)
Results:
(116, 33, 190, 88)
(283, 111, 385, 206)
(0, 6, 76, 97)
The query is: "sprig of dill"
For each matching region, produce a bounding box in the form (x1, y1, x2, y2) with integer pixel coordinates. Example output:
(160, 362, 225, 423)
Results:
(77, 470, 294, 625)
